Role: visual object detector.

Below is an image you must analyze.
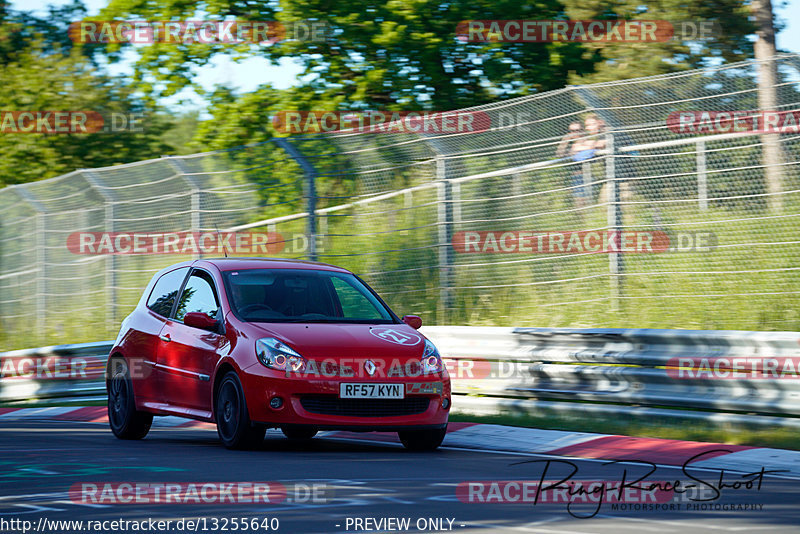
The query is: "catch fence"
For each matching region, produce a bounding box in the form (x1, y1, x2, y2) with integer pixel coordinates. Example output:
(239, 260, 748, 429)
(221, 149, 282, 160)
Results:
(2, 54, 800, 349)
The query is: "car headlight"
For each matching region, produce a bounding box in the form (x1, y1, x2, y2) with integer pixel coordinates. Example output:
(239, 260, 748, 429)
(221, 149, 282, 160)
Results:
(421, 339, 443, 374)
(256, 338, 306, 372)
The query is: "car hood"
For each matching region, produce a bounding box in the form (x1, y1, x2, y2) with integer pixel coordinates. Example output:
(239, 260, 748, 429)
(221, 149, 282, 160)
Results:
(245, 322, 427, 361)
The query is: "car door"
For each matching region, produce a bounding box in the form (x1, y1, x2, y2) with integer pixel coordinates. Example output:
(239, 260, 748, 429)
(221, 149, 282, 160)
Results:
(131, 266, 190, 403)
(156, 268, 224, 417)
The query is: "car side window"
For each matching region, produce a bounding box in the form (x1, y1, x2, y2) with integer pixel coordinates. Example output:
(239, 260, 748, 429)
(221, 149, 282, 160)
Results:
(330, 277, 383, 319)
(146, 267, 190, 318)
(175, 270, 220, 322)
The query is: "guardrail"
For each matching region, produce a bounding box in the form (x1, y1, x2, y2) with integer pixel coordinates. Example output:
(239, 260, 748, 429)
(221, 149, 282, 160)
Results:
(0, 341, 111, 405)
(421, 326, 800, 429)
(3, 328, 800, 428)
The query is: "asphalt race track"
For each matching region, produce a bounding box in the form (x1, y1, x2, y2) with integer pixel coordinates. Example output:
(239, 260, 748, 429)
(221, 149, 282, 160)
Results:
(1, 420, 799, 533)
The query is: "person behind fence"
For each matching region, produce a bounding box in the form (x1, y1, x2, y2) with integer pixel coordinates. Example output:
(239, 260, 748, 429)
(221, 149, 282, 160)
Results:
(584, 113, 607, 149)
(564, 114, 607, 206)
(556, 121, 584, 158)
(556, 121, 588, 206)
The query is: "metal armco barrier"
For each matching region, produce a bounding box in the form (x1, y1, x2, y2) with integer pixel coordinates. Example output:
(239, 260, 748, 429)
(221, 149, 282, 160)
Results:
(419, 326, 800, 428)
(0, 341, 112, 404)
(2, 328, 800, 427)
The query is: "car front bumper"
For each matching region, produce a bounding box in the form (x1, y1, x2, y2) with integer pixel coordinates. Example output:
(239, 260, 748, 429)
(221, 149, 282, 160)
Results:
(240, 366, 451, 429)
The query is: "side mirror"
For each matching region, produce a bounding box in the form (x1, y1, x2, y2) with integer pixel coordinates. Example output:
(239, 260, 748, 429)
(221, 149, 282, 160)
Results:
(184, 312, 219, 331)
(402, 315, 423, 329)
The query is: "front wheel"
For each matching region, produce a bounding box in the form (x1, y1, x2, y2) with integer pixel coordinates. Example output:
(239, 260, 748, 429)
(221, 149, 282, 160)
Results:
(398, 426, 447, 451)
(215, 371, 266, 449)
(107, 357, 152, 440)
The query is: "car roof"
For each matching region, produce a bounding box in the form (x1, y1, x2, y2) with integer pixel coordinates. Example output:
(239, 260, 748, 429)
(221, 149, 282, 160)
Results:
(194, 257, 351, 273)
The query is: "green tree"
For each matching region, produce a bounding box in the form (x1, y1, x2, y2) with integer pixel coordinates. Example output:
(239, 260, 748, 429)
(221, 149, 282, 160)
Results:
(96, 0, 758, 156)
(0, 1, 175, 186)
(161, 110, 202, 154)
(99, 0, 595, 109)
(0, 0, 111, 65)
(561, 0, 755, 83)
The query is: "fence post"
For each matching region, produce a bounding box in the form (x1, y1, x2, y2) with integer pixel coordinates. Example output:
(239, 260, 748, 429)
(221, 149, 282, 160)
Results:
(272, 138, 318, 261)
(451, 181, 462, 225)
(697, 140, 708, 211)
(606, 133, 622, 310)
(83, 171, 116, 327)
(12, 186, 47, 342)
(166, 157, 202, 258)
(422, 135, 456, 324)
(436, 157, 454, 323)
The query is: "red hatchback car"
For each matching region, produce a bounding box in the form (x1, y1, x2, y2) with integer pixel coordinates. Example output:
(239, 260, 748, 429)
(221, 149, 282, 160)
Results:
(106, 258, 451, 450)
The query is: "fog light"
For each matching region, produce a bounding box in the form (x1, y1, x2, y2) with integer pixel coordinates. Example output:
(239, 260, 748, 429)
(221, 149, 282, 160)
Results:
(269, 396, 284, 409)
(442, 398, 450, 409)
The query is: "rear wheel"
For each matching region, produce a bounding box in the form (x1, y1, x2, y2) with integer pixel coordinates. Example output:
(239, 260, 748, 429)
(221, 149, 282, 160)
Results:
(398, 426, 447, 451)
(216, 371, 266, 449)
(107, 357, 152, 440)
(281, 426, 318, 440)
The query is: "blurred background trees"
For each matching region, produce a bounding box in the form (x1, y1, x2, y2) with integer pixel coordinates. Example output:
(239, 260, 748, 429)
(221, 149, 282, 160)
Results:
(0, 0, 172, 186)
(0, 0, 772, 182)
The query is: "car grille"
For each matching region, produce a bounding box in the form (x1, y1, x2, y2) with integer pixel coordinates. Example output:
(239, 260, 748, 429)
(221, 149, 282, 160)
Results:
(300, 395, 430, 417)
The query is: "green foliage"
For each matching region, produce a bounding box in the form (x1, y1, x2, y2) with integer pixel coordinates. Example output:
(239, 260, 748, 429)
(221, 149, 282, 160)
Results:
(100, 0, 595, 109)
(0, 2, 174, 185)
(561, 0, 756, 83)
(0, 0, 108, 65)
(0, 49, 177, 185)
(0, 0, 759, 185)
(161, 111, 201, 154)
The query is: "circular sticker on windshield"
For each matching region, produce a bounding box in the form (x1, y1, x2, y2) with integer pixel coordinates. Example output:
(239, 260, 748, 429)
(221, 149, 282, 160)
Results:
(370, 327, 422, 346)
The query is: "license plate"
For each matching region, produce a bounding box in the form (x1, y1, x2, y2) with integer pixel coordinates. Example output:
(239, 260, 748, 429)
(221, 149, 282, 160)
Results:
(339, 383, 404, 399)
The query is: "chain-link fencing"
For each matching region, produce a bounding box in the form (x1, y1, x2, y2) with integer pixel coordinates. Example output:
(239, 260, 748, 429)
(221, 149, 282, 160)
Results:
(2, 54, 800, 350)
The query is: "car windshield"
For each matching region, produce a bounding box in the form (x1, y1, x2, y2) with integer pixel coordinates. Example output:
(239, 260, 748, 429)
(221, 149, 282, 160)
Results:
(222, 268, 396, 324)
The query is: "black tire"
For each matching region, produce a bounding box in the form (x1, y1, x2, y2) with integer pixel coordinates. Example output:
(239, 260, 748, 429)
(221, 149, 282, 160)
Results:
(281, 426, 318, 440)
(107, 357, 153, 440)
(215, 371, 266, 449)
(398, 426, 447, 451)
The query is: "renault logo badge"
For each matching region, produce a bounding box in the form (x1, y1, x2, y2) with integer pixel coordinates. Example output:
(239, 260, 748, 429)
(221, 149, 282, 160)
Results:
(364, 360, 376, 376)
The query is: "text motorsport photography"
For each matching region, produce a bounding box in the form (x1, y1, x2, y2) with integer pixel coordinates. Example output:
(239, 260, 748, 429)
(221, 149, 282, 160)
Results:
(458, 454, 778, 519)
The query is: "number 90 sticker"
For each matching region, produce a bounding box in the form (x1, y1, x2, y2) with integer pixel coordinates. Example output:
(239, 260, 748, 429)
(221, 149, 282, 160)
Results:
(370, 327, 422, 346)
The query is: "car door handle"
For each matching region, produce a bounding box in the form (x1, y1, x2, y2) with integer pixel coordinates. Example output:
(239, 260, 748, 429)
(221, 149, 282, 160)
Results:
(159, 334, 171, 342)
